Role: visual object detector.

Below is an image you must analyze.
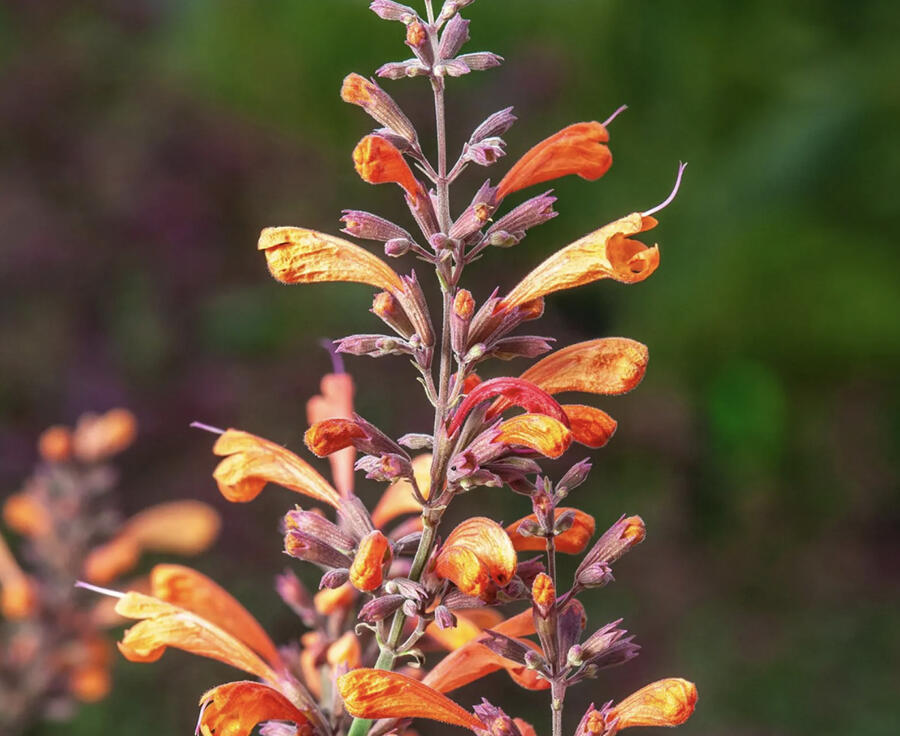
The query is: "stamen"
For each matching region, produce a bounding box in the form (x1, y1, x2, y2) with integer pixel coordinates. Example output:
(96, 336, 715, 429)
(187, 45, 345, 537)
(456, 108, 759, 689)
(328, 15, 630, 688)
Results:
(195, 700, 209, 736)
(74, 580, 126, 599)
(320, 338, 345, 374)
(602, 104, 628, 127)
(190, 421, 225, 435)
(642, 162, 687, 217)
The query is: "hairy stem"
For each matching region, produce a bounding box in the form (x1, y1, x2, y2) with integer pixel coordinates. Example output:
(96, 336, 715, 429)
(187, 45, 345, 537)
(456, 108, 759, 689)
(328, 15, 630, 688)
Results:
(547, 534, 565, 736)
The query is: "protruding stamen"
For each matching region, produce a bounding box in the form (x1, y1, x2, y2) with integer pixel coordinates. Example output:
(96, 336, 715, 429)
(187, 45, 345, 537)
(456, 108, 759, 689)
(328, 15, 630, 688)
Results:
(320, 338, 345, 374)
(74, 580, 125, 599)
(190, 421, 225, 435)
(642, 162, 687, 217)
(602, 104, 628, 127)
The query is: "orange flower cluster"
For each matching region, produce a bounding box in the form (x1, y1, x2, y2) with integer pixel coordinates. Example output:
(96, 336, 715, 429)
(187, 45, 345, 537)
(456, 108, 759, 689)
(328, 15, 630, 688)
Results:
(93, 4, 694, 736)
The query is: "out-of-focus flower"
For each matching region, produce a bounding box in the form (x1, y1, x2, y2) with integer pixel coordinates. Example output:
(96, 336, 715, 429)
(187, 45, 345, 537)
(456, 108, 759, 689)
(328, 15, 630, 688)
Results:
(0, 535, 38, 619)
(71, 408, 137, 463)
(2, 492, 52, 538)
(37, 425, 73, 463)
(434, 517, 517, 602)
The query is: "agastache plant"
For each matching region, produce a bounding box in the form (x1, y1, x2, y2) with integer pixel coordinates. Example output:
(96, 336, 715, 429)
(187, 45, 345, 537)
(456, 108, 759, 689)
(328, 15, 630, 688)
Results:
(89, 3, 696, 736)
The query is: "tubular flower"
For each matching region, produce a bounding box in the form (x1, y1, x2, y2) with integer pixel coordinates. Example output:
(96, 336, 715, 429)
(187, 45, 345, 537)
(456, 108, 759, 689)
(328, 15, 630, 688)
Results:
(198, 681, 312, 736)
(3, 492, 52, 538)
(37, 424, 73, 462)
(0, 534, 38, 619)
(338, 669, 485, 732)
(114, 592, 277, 683)
(448, 377, 569, 437)
(349, 530, 392, 591)
(494, 413, 573, 459)
(82, 501, 220, 585)
(434, 517, 517, 602)
(307, 371, 356, 496)
(562, 405, 618, 448)
(71, 408, 137, 463)
(259, 226, 405, 295)
(304, 418, 367, 458)
(149, 564, 281, 668)
(605, 678, 698, 733)
(499, 213, 660, 311)
(341, 73, 417, 143)
(371, 453, 432, 528)
(497, 121, 612, 200)
(212, 429, 341, 508)
(506, 508, 596, 554)
(353, 135, 422, 201)
(326, 631, 362, 669)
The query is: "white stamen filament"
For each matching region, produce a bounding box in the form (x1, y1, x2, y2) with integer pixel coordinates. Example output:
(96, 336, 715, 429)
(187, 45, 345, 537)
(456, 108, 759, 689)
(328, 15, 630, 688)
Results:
(603, 104, 628, 127)
(190, 421, 225, 435)
(74, 580, 126, 599)
(642, 162, 687, 217)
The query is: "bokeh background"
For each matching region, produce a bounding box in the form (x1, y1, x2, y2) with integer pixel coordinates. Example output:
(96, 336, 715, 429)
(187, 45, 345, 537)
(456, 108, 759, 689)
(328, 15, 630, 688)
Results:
(2, 0, 899, 734)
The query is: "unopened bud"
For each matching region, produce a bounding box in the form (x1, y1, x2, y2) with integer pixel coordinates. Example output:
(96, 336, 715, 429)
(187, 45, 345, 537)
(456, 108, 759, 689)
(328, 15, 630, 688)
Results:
(341, 209, 411, 243)
(369, 0, 418, 23)
(451, 289, 475, 355)
(576, 561, 613, 589)
(554, 509, 577, 535)
(464, 136, 507, 167)
(515, 519, 540, 538)
(557, 458, 592, 496)
(319, 568, 350, 590)
(531, 572, 555, 618)
(438, 14, 470, 60)
(567, 644, 585, 668)
(523, 649, 544, 670)
(359, 594, 405, 623)
(434, 604, 457, 630)
(470, 107, 517, 144)
(384, 237, 411, 257)
(372, 291, 415, 339)
(456, 52, 503, 72)
(401, 598, 420, 617)
(488, 230, 520, 248)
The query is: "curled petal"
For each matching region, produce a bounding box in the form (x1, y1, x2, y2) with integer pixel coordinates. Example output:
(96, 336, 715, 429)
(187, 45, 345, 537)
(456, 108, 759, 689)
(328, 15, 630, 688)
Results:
(338, 669, 485, 731)
(562, 405, 618, 448)
(198, 681, 312, 736)
(497, 121, 611, 200)
(307, 372, 356, 496)
(259, 227, 405, 295)
(506, 508, 595, 554)
(150, 564, 281, 669)
(494, 414, 572, 459)
(610, 678, 698, 731)
(353, 135, 422, 200)
(349, 530, 392, 592)
(448, 377, 569, 437)
(435, 518, 517, 602)
(499, 213, 659, 310)
(114, 593, 275, 682)
(371, 453, 432, 527)
(212, 429, 341, 508)
(304, 418, 366, 457)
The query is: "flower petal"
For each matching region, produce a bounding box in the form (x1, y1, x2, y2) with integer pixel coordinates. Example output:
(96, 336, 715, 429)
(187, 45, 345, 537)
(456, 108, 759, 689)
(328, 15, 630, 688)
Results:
(349, 530, 392, 592)
(494, 414, 573, 459)
(562, 404, 618, 448)
(506, 508, 595, 554)
(259, 227, 405, 295)
(497, 121, 612, 200)
(212, 429, 341, 508)
(448, 377, 569, 437)
(198, 681, 312, 736)
(150, 564, 281, 669)
(609, 678, 698, 731)
(435, 518, 517, 602)
(307, 372, 356, 496)
(353, 135, 422, 200)
(338, 669, 485, 732)
(426, 608, 504, 650)
(499, 213, 659, 310)
(304, 418, 366, 457)
(424, 635, 548, 694)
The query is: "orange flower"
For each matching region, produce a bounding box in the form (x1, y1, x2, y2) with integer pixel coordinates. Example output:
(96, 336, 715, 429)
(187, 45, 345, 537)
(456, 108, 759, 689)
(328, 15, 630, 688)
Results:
(494, 413, 573, 458)
(198, 681, 312, 736)
(82, 501, 220, 584)
(506, 508, 595, 554)
(114, 592, 277, 682)
(498, 213, 659, 310)
(304, 418, 366, 457)
(64, 635, 112, 702)
(497, 121, 612, 200)
(68, 664, 111, 703)
(314, 581, 356, 615)
(37, 424, 73, 462)
(338, 669, 485, 732)
(353, 135, 422, 201)
(434, 517, 517, 602)
(349, 530, 392, 592)
(2, 492, 52, 538)
(426, 608, 503, 650)
(150, 564, 281, 669)
(531, 572, 555, 616)
(327, 631, 362, 669)
(341, 72, 375, 106)
(212, 429, 341, 508)
(562, 404, 618, 448)
(371, 453, 432, 528)
(72, 408, 137, 463)
(259, 226, 405, 295)
(607, 678, 698, 732)
(307, 371, 356, 496)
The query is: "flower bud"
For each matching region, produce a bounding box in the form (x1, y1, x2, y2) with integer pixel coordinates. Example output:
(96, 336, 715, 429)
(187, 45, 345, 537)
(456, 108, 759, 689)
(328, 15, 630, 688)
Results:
(576, 561, 614, 589)
(451, 289, 475, 355)
(285, 529, 354, 569)
(438, 14, 470, 60)
(372, 291, 415, 339)
(275, 570, 316, 626)
(401, 598, 420, 617)
(576, 515, 645, 584)
(385, 237, 411, 257)
(341, 73, 417, 143)
(359, 594, 405, 622)
(523, 649, 545, 670)
(433, 604, 457, 630)
(455, 52, 503, 72)
(472, 700, 523, 736)
(567, 644, 585, 668)
(470, 107, 517, 145)
(531, 572, 555, 619)
(341, 209, 412, 243)
(556, 458, 592, 496)
(349, 530, 392, 592)
(376, 60, 429, 80)
(369, 0, 418, 23)
(319, 568, 350, 590)
(463, 137, 507, 167)
(486, 192, 557, 244)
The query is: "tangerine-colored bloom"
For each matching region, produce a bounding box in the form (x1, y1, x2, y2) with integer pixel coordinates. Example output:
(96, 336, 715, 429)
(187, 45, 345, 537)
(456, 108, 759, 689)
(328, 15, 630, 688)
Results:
(531, 572, 555, 617)
(313, 581, 356, 615)
(448, 377, 569, 436)
(0, 534, 38, 618)
(82, 501, 220, 584)
(562, 404, 618, 448)
(307, 371, 356, 496)
(198, 681, 312, 736)
(607, 678, 698, 732)
(499, 213, 659, 310)
(150, 564, 281, 669)
(37, 424, 73, 462)
(212, 429, 341, 508)
(259, 226, 405, 295)
(353, 134, 422, 201)
(338, 669, 485, 732)
(371, 453, 432, 528)
(65, 635, 112, 703)
(497, 121, 612, 200)
(349, 530, 392, 591)
(114, 592, 277, 683)
(326, 631, 362, 669)
(2, 492, 52, 538)
(506, 508, 596, 554)
(494, 413, 573, 459)
(71, 408, 137, 463)
(304, 418, 366, 458)
(426, 608, 504, 650)
(434, 517, 517, 602)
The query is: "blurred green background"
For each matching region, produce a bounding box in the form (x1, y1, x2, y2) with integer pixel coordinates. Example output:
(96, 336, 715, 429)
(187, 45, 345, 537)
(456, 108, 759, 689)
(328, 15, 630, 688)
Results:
(2, 0, 899, 734)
